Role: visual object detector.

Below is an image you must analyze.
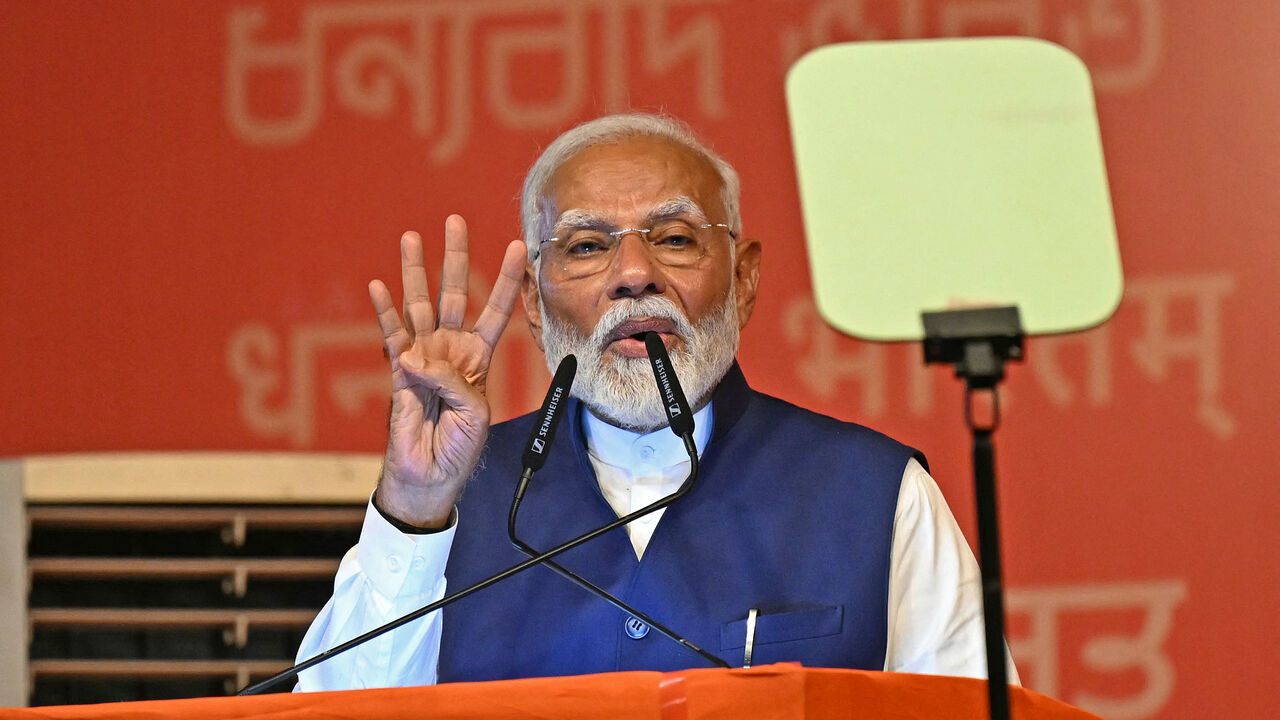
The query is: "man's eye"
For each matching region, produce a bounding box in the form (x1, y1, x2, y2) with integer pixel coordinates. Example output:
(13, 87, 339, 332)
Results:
(654, 233, 696, 249)
(565, 236, 609, 256)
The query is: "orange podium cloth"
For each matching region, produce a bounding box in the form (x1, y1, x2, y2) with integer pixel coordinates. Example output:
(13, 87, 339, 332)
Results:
(1, 664, 1101, 719)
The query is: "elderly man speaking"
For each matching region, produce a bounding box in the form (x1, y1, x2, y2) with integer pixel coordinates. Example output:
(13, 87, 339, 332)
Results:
(296, 113, 1009, 689)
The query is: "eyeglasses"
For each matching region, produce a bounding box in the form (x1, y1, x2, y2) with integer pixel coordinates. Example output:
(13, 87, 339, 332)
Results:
(539, 221, 736, 279)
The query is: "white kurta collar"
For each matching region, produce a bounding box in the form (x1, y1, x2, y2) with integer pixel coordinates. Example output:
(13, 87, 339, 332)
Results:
(581, 402, 713, 470)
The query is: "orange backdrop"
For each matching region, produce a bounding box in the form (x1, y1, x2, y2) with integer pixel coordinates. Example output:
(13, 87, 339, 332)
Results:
(2, 2, 1277, 718)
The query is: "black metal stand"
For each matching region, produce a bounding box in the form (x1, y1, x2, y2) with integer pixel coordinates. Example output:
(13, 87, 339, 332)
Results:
(922, 306, 1024, 720)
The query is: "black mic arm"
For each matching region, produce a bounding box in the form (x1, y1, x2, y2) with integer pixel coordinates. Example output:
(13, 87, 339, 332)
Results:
(239, 348, 718, 695)
(505, 466, 727, 668)
(241, 452, 719, 694)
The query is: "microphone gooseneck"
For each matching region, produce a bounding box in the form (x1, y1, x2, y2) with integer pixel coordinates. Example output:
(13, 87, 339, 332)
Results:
(506, 331, 727, 668)
(240, 339, 726, 694)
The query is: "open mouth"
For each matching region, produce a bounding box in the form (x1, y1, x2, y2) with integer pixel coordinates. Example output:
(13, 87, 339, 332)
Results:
(605, 318, 679, 357)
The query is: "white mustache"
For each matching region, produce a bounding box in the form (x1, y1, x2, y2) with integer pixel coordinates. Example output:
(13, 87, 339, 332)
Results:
(589, 297, 696, 353)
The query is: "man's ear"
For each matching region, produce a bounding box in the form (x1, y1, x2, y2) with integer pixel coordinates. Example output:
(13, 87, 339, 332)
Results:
(733, 237, 762, 329)
(520, 262, 545, 351)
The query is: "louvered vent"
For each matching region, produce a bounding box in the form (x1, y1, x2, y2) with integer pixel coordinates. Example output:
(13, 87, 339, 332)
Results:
(3, 453, 379, 705)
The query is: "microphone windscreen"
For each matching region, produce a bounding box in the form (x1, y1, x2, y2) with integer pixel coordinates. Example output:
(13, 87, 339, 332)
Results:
(643, 332, 695, 437)
(521, 354, 576, 471)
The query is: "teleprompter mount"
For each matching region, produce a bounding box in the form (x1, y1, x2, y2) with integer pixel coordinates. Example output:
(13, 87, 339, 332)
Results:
(922, 305, 1024, 720)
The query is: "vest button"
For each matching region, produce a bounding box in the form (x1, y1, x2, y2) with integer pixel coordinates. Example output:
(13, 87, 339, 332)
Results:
(624, 616, 649, 639)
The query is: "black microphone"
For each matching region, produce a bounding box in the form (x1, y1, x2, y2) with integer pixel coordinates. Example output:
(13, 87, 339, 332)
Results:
(515, 354, 576, 503)
(506, 342, 728, 668)
(239, 351, 722, 695)
(643, 332, 694, 438)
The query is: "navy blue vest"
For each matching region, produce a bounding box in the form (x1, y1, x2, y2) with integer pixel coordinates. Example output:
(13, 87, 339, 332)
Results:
(438, 364, 923, 682)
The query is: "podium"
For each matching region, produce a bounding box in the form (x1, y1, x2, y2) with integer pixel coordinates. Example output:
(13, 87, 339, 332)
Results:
(1, 664, 1099, 719)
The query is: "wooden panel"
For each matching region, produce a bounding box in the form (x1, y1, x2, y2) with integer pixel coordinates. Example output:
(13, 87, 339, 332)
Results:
(27, 505, 363, 548)
(29, 659, 290, 678)
(30, 608, 320, 649)
(27, 505, 364, 530)
(29, 557, 340, 598)
(21, 453, 380, 504)
(29, 558, 339, 579)
(29, 608, 317, 628)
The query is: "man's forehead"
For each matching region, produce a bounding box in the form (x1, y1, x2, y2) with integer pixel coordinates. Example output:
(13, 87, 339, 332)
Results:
(538, 135, 726, 235)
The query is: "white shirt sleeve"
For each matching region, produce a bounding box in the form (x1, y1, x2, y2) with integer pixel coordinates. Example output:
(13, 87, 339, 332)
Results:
(293, 497, 454, 691)
(883, 458, 1020, 683)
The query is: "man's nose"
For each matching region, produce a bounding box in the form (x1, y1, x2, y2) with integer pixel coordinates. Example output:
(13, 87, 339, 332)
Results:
(605, 232, 666, 299)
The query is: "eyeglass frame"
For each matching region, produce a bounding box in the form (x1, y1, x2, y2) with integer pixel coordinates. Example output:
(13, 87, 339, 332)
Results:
(535, 221, 738, 277)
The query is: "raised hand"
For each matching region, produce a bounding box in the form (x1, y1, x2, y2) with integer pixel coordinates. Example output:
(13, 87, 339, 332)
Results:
(369, 215, 527, 528)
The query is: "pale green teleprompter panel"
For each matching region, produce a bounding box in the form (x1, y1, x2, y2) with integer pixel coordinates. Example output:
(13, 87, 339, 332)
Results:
(786, 38, 1123, 342)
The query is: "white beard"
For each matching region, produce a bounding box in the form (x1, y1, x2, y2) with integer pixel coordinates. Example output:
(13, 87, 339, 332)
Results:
(539, 290, 740, 432)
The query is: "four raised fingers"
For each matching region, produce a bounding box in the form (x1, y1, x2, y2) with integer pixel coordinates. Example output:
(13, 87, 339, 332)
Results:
(376, 219, 524, 365)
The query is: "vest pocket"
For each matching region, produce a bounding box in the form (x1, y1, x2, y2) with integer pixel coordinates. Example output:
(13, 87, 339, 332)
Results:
(719, 605, 844, 650)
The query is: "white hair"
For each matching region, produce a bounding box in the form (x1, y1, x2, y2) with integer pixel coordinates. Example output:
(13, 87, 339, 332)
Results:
(520, 113, 742, 263)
